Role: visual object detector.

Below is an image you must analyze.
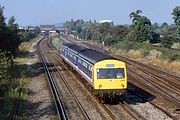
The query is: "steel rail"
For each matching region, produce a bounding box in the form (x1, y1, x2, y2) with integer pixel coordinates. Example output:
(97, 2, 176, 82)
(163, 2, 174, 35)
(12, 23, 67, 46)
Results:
(8, 37, 45, 120)
(60, 35, 180, 105)
(48, 41, 118, 120)
(47, 50, 91, 120)
(120, 100, 147, 120)
(128, 89, 179, 120)
(50, 49, 119, 120)
(37, 37, 67, 120)
(48, 38, 147, 120)
(128, 69, 180, 107)
(58, 35, 180, 119)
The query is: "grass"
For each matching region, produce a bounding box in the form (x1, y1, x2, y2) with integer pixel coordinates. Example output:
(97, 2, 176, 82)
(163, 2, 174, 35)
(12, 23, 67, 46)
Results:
(52, 37, 63, 48)
(0, 64, 29, 120)
(19, 36, 42, 52)
(172, 43, 180, 49)
(150, 58, 180, 71)
(0, 36, 41, 120)
(15, 36, 41, 119)
(114, 41, 180, 72)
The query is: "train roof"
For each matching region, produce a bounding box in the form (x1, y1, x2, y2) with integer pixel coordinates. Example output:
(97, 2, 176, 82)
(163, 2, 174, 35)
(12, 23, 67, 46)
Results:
(62, 43, 75, 48)
(68, 44, 87, 54)
(78, 49, 116, 64)
(62, 43, 117, 64)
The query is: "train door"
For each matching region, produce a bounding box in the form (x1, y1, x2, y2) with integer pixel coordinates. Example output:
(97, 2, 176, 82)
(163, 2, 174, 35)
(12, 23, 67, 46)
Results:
(65, 49, 68, 58)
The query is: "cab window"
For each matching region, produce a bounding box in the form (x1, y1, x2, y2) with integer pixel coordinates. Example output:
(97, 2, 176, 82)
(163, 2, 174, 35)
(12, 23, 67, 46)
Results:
(97, 68, 124, 79)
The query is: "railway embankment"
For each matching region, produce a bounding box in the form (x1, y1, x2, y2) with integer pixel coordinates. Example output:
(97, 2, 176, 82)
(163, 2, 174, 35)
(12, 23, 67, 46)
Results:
(17, 36, 58, 119)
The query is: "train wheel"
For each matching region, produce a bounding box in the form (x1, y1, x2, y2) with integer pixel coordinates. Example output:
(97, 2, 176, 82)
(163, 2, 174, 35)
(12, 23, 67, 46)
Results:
(99, 94, 105, 103)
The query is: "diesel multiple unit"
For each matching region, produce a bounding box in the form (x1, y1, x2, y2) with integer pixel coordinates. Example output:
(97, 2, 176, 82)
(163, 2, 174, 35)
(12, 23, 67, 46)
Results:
(60, 43, 127, 100)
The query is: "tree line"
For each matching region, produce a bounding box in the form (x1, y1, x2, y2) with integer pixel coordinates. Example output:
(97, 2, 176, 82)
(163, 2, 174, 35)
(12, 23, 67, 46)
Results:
(0, 5, 40, 58)
(0, 5, 40, 81)
(0, 5, 40, 118)
(64, 6, 180, 49)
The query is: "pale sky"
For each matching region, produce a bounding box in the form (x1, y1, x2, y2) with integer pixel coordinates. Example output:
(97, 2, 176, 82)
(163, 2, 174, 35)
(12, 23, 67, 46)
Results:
(0, 0, 180, 26)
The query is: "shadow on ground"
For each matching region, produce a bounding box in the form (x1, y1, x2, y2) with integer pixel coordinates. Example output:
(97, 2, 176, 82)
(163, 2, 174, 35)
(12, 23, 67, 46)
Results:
(125, 82, 156, 105)
(19, 99, 57, 119)
(104, 82, 156, 105)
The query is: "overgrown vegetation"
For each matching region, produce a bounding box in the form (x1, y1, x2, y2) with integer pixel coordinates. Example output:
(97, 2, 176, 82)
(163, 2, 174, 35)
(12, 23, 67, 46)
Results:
(52, 36, 63, 48)
(0, 5, 39, 119)
(64, 7, 180, 68)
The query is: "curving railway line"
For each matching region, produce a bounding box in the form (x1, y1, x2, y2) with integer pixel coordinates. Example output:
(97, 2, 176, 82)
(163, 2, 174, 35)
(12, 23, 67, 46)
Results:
(39, 37, 119, 119)
(37, 37, 67, 120)
(60, 35, 180, 103)
(48, 35, 178, 120)
(10, 35, 179, 120)
(48, 37, 148, 120)
(60, 34, 180, 119)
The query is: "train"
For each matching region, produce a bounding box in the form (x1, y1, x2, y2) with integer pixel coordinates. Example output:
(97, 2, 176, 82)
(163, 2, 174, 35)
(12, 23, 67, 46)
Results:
(60, 43, 127, 101)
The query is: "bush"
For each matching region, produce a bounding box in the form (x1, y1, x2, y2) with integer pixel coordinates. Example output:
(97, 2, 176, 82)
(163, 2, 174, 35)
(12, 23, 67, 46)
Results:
(160, 36, 174, 48)
(114, 40, 180, 61)
(115, 40, 151, 52)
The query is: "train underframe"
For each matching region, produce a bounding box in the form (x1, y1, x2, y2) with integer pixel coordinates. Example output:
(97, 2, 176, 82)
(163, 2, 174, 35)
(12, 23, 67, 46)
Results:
(94, 89, 126, 103)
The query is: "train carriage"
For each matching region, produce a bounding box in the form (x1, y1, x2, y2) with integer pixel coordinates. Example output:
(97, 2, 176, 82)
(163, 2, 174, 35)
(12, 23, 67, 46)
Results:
(60, 43, 127, 100)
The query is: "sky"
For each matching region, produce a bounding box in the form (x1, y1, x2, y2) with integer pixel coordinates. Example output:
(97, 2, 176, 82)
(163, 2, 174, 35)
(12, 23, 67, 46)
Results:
(0, 0, 180, 26)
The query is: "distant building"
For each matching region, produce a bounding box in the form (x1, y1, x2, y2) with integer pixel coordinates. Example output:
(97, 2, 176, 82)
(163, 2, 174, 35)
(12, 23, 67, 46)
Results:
(40, 25, 56, 35)
(28, 26, 36, 31)
(55, 27, 69, 35)
(19, 26, 28, 32)
(99, 20, 114, 26)
(19, 26, 38, 32)
(40, 25, 55, 32)
(40, 24, 68, 35)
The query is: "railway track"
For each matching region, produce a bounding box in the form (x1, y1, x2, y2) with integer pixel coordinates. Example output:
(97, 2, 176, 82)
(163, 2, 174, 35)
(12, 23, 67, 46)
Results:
(48, 37, 148, 120)
(116, 54, 180, 89)
(47, 43, 118, 120)
(127, 88, 178, 120)
(8, 88, 21, 120)
(46, 53, 91, 119)
(37, 37, 67, 120)
(62, 35, 180, 103)
(113, 53, 180, 108)
(128, 66, 180, 106)
(40, 37, 96, 119)
(60, 34, 180, 119)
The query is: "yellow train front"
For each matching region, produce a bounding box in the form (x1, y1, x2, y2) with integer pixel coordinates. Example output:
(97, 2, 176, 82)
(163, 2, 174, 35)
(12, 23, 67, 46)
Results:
(61, 43, 127, 101)
(94, 60, 127, 99)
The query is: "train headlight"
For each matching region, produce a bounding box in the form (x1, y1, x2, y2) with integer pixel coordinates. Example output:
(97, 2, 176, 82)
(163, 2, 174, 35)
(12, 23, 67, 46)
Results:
(121, 84, 124, 88)
(99, 84, 102, 89)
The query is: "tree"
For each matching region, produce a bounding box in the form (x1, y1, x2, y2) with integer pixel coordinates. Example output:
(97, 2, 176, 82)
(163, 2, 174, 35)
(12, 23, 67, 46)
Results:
(104, 33, 114, 46)
(0, 5, 6, 53)
(128, 10, 151, 43)
(98, 22, 111, 42)
(0, 6, 20, 57)
(172, 6, 180, 38)
(161, 22, 169, 34)
(160, 36, 174, 48)
(0, 5, 5, 30)
(7, 16, 20, 56)
(129, 10, 142, 22)
(152, 23, 158, 30)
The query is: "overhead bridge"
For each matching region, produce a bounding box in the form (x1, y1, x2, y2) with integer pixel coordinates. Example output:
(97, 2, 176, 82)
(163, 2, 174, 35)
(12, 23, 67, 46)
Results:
(40, 25, 68, 35)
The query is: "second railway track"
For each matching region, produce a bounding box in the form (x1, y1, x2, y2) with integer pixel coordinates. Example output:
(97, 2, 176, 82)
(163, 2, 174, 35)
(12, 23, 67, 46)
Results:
(59, 34, 180, 119)
(48, 36, 172, 120)
(37, 37, 67, 120)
